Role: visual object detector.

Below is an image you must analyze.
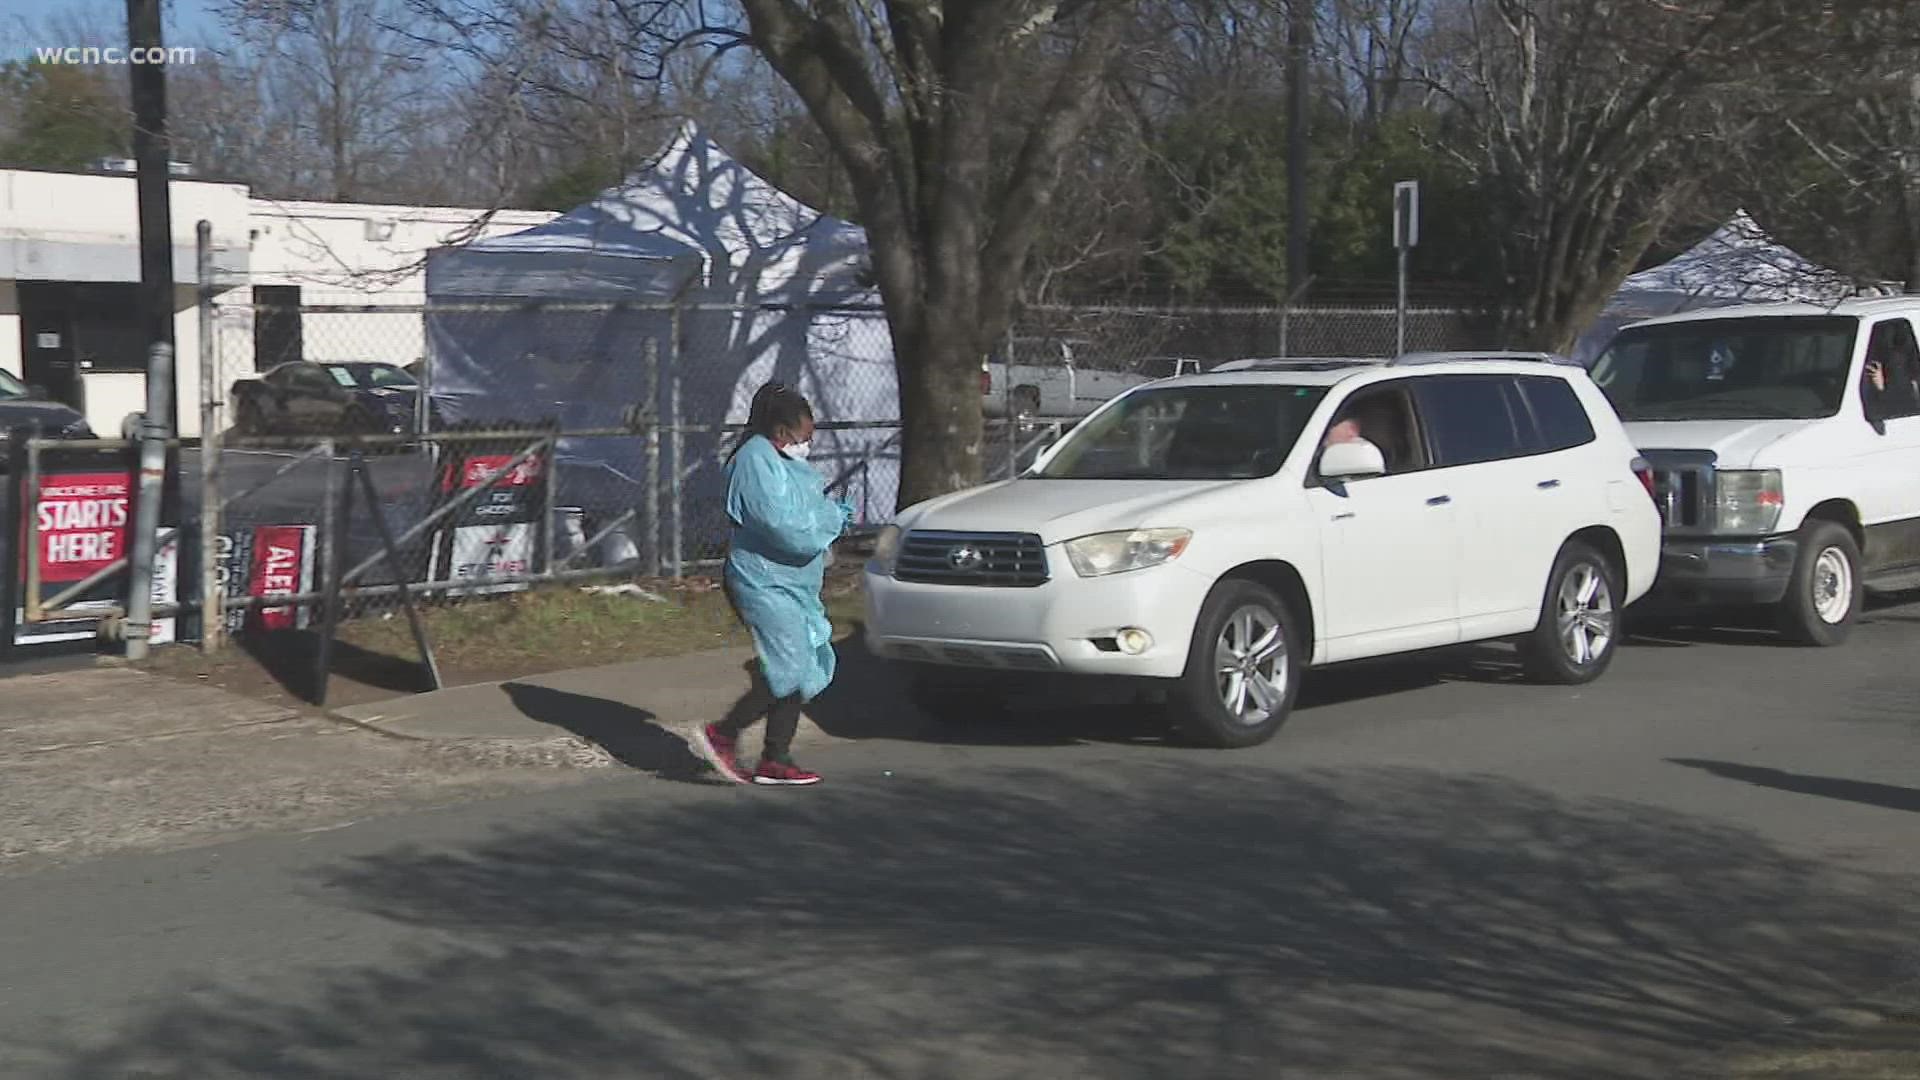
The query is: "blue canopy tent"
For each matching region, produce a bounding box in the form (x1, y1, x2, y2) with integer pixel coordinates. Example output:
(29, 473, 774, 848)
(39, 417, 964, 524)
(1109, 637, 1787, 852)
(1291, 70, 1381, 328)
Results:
(423, 123, 901, 569)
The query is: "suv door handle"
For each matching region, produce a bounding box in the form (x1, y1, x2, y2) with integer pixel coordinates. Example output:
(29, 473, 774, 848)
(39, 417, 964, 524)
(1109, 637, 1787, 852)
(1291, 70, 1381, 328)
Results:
(1426, 495, 1452, 506)
(1537, 479, 1562, 489)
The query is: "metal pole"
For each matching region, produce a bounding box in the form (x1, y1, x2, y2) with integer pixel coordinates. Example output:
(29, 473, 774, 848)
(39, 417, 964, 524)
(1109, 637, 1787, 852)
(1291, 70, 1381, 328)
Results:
(1397, 246, 1409, 357)
(124, 342, 173, 660)
(1285, 0, 1313, 300)
(127, 0, 178, 435)
(668, 311, 684, 578)
(196, 220, 222, 652)
(1004, 323, 1016, 480)
(312, 439, 341, 707)
(538, 433, 557, 574)
(642, 337, 661, 576)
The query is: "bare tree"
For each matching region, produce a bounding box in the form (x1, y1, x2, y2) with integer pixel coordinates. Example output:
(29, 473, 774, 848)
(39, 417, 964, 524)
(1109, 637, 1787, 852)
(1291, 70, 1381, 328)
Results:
(726, 1, 1139, 503)
(1419, 0, 1864, 351)
(209, 0, 445, 202)
(1733, 12, 1920, 292)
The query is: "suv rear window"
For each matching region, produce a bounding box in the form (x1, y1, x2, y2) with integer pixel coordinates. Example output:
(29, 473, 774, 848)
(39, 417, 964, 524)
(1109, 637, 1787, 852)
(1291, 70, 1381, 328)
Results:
(1411, 375, 1533, 467)
(1516, 375, 1595, 451)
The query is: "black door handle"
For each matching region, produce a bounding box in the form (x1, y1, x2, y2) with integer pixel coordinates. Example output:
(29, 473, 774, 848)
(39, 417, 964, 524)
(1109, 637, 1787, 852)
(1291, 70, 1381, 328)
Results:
(1426, 495, 1451, 506)
(1537, 479, 1562, 489)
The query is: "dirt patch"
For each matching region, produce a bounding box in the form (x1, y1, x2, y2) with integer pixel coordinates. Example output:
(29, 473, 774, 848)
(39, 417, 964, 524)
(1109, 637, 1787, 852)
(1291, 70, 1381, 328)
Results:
(144, 569, 867, 711)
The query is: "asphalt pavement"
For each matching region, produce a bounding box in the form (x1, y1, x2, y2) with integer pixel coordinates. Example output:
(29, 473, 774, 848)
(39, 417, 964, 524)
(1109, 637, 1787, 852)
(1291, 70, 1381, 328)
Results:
(1, 598, 1918, 1078)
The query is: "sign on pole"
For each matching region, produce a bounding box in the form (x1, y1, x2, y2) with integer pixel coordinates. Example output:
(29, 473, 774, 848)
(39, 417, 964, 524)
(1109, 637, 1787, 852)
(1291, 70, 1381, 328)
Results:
(1393, 180, 1420, 356)
(1393, 181, 1421, 250)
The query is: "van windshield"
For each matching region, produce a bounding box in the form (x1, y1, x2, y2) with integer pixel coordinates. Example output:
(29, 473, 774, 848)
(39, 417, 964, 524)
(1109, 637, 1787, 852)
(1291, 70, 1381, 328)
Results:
(1591, 316, 1858, 421)
(1032, 384, 1327, 480)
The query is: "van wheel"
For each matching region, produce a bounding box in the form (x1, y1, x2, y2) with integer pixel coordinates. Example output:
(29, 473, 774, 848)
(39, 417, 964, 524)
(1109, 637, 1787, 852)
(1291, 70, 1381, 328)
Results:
(1172, 579, 1300, 748)
(1519, 541, 1621, 685)
(1777, 521, 1861, 646)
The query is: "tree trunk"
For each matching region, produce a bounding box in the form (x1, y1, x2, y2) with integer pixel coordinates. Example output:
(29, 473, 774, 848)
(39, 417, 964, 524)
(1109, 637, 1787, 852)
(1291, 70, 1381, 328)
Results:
(893, 306, 987, 510)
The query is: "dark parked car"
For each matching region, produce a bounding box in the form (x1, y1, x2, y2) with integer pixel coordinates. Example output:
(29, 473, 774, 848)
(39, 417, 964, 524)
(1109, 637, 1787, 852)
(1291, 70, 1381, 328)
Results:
(232, 361, 433, 436)
(0, 368, 95, 450)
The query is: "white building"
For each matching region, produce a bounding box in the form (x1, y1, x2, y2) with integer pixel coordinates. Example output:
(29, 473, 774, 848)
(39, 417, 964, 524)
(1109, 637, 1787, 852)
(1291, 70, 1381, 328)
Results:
(0, 166, 554, 437)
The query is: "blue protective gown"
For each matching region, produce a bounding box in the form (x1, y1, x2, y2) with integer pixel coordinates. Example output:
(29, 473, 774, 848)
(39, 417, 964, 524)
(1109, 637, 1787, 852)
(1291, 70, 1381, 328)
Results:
(724, 435, 853, 702)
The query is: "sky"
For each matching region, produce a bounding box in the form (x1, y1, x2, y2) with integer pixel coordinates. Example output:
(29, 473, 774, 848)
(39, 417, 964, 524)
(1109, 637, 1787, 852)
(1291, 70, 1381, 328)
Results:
(4, 0, 228, 51)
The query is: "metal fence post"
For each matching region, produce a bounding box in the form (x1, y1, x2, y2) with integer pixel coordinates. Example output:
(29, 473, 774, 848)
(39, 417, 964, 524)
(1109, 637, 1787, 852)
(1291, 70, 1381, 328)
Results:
(668, 319, 684, 579)
(1004, 323, 1016, 480)
(642, 337, 661, 577)
(196, 220, 223, 652)
(312, 439, 341, 707)
(124, 341, 174, 661)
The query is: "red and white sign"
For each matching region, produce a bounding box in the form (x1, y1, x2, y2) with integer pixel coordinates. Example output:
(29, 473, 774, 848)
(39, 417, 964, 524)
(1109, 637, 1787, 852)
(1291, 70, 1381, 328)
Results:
(248, 524, 316, 631)
(34, 473, 130, 584)
(447, 453, 543, 492)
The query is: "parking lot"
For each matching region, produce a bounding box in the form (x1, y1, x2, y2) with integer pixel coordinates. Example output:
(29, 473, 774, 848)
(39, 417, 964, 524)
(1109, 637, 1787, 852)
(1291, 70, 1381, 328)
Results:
(1, 592, 1915, 1077)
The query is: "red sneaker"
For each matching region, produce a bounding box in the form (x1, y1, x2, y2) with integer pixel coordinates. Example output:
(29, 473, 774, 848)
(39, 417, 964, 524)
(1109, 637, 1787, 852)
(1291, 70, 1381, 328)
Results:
(752, 758, 821, 786)
(690, 724, 749, 784)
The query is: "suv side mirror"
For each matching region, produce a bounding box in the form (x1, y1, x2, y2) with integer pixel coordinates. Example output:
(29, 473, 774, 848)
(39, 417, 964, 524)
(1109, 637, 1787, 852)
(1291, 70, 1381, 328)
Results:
(26, 384, 48, 401)
(1319, 438, 1387, 480)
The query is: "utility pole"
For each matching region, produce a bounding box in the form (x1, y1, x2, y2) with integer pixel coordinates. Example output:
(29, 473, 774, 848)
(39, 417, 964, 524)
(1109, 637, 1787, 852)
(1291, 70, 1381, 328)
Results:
(127, 0, 177, 433)
(124, 0, 176, 659)
(1285, 0, 1313, 299)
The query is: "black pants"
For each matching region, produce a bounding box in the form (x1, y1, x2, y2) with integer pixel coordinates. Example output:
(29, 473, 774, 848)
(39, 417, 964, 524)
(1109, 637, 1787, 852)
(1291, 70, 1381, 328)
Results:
(715, 669, 802, 763)
(718, 569, 801, 763)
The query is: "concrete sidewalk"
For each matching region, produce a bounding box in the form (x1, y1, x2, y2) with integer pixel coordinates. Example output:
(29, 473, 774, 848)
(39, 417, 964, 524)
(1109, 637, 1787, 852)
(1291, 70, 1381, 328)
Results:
(332, 645, 845, 773)
(0, 663, 583, 874)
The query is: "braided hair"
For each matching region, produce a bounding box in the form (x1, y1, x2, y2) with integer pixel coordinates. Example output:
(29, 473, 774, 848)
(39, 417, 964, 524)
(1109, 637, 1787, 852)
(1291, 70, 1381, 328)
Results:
(729, 381, 815, 462)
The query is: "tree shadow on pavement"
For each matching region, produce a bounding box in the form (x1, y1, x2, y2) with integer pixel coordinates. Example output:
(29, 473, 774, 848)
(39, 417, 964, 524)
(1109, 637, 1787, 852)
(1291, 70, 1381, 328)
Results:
(500, 683, 712, 783)
(810, 628, 1528, 747)
(33, 766, 1920, 1079)
(1669, 758, 1920, 814)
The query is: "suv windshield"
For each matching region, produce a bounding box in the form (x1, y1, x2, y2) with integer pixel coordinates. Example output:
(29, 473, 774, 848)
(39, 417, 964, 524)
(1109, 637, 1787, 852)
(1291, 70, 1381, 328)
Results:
(0, 369, 29, 399)
(1033, 384, 1328, 480)
(1591, 316, 1858, 421)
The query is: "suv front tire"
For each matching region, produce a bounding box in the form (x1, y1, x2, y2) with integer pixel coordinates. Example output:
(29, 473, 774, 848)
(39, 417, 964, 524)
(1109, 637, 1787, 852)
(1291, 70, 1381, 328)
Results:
(1173, 579, 1302, 748)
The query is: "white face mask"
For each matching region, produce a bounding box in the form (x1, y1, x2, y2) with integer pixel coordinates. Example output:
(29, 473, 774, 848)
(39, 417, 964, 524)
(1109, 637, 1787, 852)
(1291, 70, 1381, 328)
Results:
(783, 440, 812, 461)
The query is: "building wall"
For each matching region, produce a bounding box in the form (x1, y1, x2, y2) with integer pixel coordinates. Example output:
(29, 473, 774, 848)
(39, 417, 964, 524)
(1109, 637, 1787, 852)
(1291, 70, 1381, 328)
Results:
(232, 199, 555, 377)
(0, 166, 554, 437)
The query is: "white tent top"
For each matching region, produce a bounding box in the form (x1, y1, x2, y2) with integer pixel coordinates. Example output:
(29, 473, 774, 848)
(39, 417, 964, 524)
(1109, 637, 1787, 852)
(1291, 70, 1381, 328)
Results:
(427, 121, 872, 303)
(1611, 209, 1854, 311)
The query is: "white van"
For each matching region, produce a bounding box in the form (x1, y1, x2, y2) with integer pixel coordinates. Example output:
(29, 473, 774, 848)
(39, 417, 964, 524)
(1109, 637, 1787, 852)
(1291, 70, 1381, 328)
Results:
(867, 354, 1661, 747)
(1591, 299, 1920, 644)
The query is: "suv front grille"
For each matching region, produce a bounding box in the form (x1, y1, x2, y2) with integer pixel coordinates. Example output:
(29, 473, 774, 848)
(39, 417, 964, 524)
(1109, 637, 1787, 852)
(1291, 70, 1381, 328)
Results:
(1641, 449, 1717, 533)
(895, 530, 1048, 587)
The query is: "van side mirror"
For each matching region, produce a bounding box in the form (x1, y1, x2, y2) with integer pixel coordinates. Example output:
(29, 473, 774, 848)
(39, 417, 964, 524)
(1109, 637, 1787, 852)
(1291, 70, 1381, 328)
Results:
(1319, 439, 1387, 480)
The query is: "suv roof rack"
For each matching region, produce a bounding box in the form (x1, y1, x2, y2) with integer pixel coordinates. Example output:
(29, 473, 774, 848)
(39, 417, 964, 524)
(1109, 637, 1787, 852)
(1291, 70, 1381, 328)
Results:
(1387, 350, 1580, 367)
(1210, 357, 1383, 372)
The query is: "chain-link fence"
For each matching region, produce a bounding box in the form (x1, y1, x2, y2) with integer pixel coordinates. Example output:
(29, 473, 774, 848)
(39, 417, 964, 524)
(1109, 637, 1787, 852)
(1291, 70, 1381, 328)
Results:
(1, 294, 1497, 663)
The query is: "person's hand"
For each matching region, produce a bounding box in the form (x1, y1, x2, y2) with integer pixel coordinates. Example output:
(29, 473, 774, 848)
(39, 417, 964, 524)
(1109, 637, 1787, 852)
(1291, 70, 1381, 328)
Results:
(1867, 359, 1887, 392)
(836, 499, 856, 528)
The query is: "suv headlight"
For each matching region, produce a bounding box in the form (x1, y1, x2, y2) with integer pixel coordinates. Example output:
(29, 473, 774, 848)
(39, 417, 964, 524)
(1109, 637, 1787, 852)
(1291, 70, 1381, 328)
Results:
(1063, 528, 1192, 577)
(868, 525, 903, 576)
(1715, 470, 1783, 534)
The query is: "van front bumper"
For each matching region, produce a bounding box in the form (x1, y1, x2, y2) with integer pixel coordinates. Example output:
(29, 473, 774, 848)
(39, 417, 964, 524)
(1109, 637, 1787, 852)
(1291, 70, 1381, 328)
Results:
(1641, 536, 1798, 609)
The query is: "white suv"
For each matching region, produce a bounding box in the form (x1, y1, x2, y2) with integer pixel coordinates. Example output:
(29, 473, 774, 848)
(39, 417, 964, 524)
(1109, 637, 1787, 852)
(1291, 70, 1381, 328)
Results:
(864, 355, 1661, 747)
(1591, 298, 1920, 644)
